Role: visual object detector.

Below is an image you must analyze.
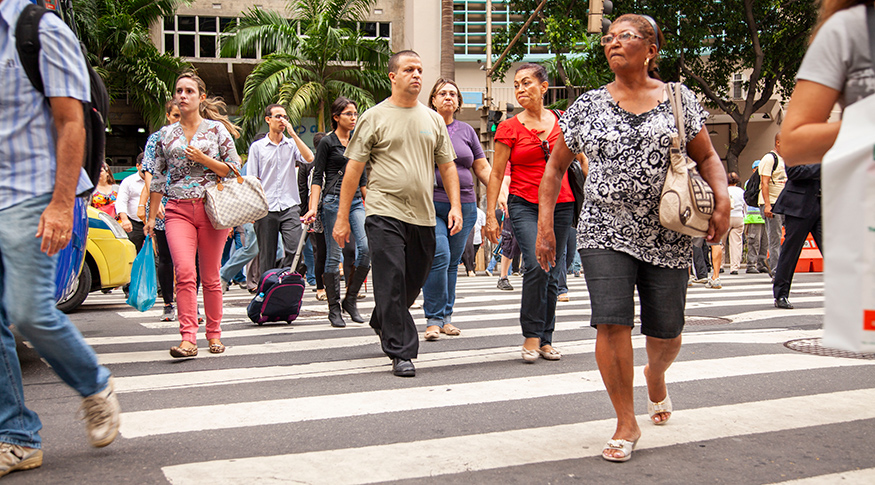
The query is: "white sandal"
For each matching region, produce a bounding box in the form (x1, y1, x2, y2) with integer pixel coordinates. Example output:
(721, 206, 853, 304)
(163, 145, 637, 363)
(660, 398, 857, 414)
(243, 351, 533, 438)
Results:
(537, 346, 561, 360)
(648, 394, 673, 425)
(602, 438, 638, 462)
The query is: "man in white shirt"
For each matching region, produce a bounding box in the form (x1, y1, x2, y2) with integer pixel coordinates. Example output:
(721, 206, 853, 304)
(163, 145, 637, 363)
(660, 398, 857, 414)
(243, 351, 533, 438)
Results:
(759, 134, 787, 278)
(116, 155, 147, 252)
(248, 104, 314, 275)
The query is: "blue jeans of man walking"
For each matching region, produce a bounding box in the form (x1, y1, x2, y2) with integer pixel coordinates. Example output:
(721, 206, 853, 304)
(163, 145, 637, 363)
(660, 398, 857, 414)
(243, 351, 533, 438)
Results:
(0, 194, 111, 448)
(321, 194, 369, 272)
(508, 195, 573, 346)
(422, 201, 477, 328)
(220, 222, 258, 284)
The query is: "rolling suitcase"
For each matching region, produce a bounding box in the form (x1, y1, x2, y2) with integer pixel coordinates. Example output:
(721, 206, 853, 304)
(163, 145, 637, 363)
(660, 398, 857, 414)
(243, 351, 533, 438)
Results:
(247, 224, 309, 325)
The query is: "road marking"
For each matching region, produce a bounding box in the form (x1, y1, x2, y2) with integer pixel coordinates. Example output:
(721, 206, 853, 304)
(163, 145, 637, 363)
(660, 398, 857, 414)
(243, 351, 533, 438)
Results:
(113, 328, 821, 393)
(120, 349, 872, 438)
(767, 468, 875, 484)
(161, 387, 875, 485)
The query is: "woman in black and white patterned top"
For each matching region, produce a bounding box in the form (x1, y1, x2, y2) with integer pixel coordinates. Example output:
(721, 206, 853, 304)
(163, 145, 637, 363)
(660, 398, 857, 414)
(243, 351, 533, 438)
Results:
(535, 14, 729, 462)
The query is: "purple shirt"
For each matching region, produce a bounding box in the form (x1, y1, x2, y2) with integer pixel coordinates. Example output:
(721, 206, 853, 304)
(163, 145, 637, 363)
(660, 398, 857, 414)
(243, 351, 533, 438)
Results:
(434, 120, 485, 204)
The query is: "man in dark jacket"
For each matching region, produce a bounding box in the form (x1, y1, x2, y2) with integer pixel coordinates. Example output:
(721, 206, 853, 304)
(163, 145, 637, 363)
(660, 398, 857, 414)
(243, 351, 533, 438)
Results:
(771, 164, 822, 309)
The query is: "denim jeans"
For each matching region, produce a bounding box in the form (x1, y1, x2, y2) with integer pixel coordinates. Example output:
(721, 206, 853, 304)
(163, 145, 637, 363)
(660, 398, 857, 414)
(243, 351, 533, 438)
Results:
(302, 237, 316, 285)
(558, 226, 577, 294)
(322, 194, 369, 273)
(421, 201, 477, 327)
(220, 222, 258, 283)
(508, 195, 573, 346)
(0, 194, 111, 448)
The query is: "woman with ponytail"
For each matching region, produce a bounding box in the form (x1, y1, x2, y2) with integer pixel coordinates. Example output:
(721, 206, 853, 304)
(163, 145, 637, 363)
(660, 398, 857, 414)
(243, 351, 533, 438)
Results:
(144, 72, 241, 358)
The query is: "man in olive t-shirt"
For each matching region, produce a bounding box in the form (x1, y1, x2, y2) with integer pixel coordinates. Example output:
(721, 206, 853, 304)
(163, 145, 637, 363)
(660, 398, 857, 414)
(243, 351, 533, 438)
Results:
(333, 50, 462, 377)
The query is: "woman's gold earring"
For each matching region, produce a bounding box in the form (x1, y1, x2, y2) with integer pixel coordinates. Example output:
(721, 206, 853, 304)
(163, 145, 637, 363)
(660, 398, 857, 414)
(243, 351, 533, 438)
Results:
(644, 57, 650, 66)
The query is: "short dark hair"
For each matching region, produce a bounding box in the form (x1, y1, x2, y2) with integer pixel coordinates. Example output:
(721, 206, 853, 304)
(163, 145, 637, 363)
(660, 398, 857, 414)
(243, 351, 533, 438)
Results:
(264, 104, 283, 118)
(728, 171, 740, 185)
(427, 78, 461, 113)
(312, 132, 327, 148)
(388, 50, 420, 74)
(136, 152, 144, 166)
(515, 63, 548, 84)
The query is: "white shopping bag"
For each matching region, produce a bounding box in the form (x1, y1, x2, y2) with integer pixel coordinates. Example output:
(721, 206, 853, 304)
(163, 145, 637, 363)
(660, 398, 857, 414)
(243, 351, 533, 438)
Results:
(821, 93, 875, 352)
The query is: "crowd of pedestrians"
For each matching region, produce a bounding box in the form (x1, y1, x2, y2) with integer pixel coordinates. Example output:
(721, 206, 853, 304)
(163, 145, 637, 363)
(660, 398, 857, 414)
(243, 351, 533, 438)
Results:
(2, 0, 857, 476)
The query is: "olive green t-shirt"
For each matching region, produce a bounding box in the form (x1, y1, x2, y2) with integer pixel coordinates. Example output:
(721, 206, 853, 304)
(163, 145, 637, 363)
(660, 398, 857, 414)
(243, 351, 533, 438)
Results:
(345, 100, 456, 226)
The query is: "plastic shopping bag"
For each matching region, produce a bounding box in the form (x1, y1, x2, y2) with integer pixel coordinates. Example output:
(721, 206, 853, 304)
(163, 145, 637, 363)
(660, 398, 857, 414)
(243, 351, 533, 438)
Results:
(821, 93, 875, 352)
(126, 235, 157, 312)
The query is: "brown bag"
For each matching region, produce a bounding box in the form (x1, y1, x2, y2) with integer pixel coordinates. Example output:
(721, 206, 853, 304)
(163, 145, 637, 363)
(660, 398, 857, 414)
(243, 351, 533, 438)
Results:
(658, 83, 714, 237)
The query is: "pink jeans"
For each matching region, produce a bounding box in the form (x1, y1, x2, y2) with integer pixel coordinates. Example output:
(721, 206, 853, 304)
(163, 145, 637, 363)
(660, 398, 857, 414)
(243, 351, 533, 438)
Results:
(165, 199, 229, 343)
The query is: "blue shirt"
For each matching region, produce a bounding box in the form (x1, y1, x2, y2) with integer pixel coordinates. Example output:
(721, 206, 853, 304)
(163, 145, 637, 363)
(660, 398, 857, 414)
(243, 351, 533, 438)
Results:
(246, 134, 304, 211)
(0, 0, 91, 210)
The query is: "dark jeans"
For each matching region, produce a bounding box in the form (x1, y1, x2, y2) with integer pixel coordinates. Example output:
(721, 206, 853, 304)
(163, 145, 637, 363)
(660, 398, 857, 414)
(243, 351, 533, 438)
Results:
(773, 213, 822, 300)
(312, 231, 326, 290)
(508, 195, 573, 346)
(255, 206, 302, 274)
(558, 226, 577, 294)
(365, 215, 435, 360)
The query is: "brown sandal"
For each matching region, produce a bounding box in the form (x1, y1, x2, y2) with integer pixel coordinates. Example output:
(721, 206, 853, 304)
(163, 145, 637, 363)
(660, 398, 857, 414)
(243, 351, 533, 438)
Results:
(170, 342, 198, 358)
(208, 339, 225, 354)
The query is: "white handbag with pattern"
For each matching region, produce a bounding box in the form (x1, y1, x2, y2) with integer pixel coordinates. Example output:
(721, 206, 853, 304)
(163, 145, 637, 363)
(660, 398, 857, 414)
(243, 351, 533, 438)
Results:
(658, 83, 715, 237)
(204, 164, 269, 230)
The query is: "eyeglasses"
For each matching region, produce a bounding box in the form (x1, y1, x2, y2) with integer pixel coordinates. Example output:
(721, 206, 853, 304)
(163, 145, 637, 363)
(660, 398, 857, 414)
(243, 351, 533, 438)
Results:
(435, 90, 458, 98)
(539, 139, 551, 161)
(272, 114, 288, 120)
(600, 31, 646, 46)
(340, 111, 358, 117)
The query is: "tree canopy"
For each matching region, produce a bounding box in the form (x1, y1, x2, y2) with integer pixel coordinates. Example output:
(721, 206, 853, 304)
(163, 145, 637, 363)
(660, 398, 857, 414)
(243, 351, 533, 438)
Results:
(220, 0, 391, 146)
(72, 0, 191, 130)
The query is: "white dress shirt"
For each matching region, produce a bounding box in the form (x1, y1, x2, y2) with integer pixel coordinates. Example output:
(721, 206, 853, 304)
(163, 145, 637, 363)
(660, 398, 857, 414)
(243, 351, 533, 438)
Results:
(247, 135, 304, 211)
(116, 172, 146, 222)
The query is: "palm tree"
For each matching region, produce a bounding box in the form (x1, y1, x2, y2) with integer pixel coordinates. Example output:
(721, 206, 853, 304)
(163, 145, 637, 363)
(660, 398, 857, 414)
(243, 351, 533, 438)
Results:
(72, 0, 191, 130)
(220, 0, 391, 144)
(440, 0, 455, 80)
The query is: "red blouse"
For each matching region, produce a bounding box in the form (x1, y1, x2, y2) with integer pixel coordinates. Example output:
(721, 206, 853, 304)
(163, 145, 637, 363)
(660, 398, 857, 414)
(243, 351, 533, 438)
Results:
(494, 112, 574, 205)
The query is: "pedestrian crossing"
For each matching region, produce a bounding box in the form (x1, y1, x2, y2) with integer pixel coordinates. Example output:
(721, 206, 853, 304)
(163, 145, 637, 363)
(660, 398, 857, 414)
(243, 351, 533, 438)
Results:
(27, 271, 875, 483)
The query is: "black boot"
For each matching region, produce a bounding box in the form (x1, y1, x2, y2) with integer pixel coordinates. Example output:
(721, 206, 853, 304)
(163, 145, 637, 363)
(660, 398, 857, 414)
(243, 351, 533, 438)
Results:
(322, 273, 345, 327)
(342, 265, 368, 323)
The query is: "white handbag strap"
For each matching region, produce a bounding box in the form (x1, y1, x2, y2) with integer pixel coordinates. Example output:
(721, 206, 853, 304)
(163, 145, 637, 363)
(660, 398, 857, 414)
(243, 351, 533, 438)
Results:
(666, 83, 686, 148)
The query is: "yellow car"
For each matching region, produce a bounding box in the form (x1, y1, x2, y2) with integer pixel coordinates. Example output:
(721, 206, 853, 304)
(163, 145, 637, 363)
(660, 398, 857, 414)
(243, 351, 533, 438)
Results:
(57, 206, 137, 313)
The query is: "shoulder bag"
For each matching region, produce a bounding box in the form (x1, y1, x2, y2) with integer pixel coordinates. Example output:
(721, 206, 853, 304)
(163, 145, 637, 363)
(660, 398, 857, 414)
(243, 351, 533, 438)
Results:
(204, 164, 269, 230)
(658, 83, 715, 237)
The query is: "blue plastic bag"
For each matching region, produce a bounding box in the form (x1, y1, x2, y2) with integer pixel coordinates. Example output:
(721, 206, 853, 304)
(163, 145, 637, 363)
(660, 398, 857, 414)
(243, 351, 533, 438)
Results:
(126, 236, 157, 312)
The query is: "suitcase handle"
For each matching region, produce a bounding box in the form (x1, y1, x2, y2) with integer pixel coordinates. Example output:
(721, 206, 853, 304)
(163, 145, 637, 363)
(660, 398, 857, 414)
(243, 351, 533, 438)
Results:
(290, 223, 309, 273)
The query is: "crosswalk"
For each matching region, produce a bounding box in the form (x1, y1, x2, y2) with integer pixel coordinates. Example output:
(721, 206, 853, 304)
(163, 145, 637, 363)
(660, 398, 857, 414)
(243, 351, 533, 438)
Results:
(36, 271, 875, 483)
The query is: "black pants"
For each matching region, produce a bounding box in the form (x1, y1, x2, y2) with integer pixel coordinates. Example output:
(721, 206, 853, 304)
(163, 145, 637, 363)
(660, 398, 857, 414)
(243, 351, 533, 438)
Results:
(365, 215, 435, 360)
(154, 229, 175, 305)
(313, 231, 326, 290)
(255, 206, 302, 274)
(773, 213, 822, 300)
(461, 228, 477, 273)
(128, 219, 146, 253)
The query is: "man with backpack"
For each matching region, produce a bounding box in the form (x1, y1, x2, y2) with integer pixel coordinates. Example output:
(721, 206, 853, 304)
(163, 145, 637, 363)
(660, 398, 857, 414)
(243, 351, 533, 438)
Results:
(0, 0, 120, 477)
(758, 134, 788, 278)
(744, 161, 769, 274)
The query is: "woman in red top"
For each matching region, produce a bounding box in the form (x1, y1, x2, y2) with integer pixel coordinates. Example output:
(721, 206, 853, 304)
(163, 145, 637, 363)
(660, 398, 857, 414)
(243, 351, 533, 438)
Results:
(485, 63, 576, 363)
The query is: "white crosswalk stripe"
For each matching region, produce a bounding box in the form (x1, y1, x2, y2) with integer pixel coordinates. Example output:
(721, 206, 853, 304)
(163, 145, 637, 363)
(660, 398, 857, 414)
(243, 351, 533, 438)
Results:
(58, 272, 868, 484)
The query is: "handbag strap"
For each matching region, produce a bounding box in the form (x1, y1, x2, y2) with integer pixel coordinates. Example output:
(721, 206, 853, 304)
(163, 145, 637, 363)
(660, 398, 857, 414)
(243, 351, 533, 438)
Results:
(666, 83, 686, 148)
(867, 4, 875, 67)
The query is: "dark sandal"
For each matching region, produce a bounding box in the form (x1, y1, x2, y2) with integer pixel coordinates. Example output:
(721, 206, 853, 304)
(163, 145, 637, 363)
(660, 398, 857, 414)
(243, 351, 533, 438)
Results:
(170, 343, 198, 358)
(208, 339, 225, 354)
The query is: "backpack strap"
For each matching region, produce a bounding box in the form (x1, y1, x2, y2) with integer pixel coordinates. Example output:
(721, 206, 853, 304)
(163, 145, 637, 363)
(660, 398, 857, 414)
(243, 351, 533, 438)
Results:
(867, 4, 875, 67)
(15, 4, 51, 95)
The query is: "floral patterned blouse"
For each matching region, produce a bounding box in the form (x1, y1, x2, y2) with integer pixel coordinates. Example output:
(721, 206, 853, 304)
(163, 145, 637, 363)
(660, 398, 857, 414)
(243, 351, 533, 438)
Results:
(142, 130, 168, 230)
(149, 119, 241, 200)
(559, 83, 707, 269)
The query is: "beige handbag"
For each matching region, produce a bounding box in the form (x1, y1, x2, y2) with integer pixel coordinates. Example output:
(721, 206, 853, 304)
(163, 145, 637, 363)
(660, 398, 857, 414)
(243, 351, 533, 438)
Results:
(658, 83, 714, 237)
(204, 164, 269, 230)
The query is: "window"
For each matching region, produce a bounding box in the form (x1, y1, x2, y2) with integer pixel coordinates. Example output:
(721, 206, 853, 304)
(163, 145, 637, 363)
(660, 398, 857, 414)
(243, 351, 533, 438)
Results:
(162, 15, 245, 59)
(732, 73, 743, 99)
(452, 0, 551, 62)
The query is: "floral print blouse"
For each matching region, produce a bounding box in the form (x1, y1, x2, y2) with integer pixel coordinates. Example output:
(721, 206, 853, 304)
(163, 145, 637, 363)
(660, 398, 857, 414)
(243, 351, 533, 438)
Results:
(559, 83, 707, 269)
(149, 119, 241, 200)
(91, 187, 118, 218)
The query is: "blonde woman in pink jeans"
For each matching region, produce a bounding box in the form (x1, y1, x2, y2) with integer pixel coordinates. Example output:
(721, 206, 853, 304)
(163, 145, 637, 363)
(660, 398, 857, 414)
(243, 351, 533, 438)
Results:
(144, 72, 241, 358)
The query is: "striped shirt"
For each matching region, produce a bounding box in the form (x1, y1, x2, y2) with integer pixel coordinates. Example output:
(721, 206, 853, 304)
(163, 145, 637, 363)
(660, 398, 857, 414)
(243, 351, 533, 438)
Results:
(0, 0, 92, 211)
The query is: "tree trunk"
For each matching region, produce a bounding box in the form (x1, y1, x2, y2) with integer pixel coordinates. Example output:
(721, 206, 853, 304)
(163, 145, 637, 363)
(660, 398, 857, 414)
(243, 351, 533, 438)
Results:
(317, 99, 325, 133)
(440, 0, 455, 80)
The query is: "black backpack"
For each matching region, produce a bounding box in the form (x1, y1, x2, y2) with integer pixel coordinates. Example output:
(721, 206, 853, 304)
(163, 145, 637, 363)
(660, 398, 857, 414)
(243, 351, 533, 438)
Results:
(742, 151, 776, 207)
(247, 267, 306, 325)
(15, 4, 109, 189)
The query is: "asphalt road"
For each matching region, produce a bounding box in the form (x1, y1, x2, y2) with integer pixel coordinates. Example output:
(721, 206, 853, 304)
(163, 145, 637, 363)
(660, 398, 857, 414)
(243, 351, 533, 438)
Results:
(7, 270, 875, 484)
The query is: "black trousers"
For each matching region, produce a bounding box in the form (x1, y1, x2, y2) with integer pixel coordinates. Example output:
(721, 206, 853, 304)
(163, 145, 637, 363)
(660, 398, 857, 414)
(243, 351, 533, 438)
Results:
(128, 219, 146, 253)
(254, 206, 302, 274)
(773, 212, 822, 300)
(365, 215, 435, 360)
(154, 229, 175, 305)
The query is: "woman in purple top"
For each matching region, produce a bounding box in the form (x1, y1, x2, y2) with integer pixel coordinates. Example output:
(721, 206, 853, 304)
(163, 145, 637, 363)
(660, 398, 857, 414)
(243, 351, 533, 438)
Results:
(421, 78, 492, 340)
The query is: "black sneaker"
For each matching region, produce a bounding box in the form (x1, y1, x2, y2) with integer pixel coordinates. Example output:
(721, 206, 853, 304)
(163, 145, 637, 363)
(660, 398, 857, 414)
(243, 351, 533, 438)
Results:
(497, 278, 513, 291)
(160, 305, 176, 322)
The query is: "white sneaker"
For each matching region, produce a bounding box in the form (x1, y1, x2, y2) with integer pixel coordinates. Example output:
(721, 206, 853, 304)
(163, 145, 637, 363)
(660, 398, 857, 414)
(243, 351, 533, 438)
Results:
(706, 278, 722, 289)
(79, 377, 120, 448)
